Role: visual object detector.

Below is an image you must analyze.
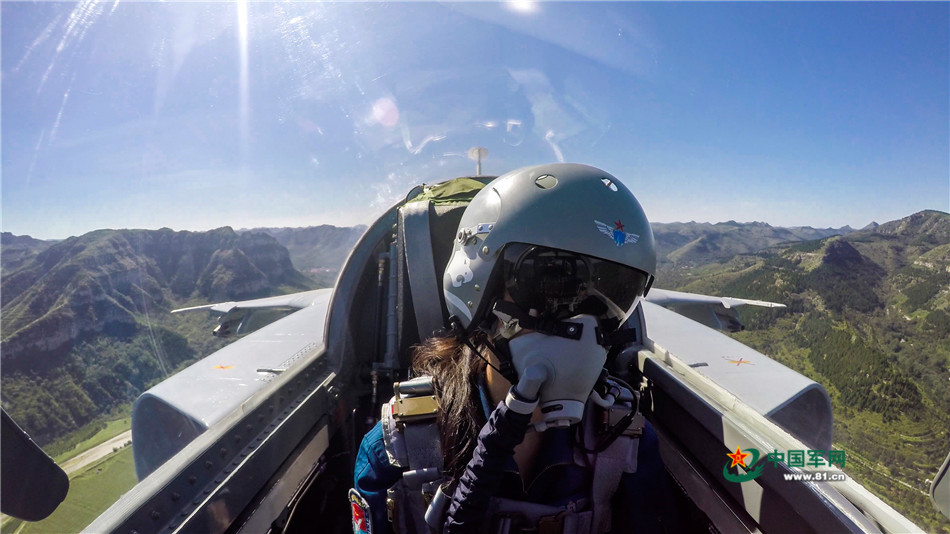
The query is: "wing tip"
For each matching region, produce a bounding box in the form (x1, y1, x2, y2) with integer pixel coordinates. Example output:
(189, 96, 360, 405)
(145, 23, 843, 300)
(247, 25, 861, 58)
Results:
(171, 304, 216, 314)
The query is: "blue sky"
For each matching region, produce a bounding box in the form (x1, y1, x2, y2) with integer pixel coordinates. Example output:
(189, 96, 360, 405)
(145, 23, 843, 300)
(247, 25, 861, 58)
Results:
(2, 1, 947, 240)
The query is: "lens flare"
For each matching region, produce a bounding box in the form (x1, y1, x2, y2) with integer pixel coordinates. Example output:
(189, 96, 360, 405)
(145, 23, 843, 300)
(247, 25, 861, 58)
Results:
(372, 97, 400, 128)
(507, 1, 538, 14)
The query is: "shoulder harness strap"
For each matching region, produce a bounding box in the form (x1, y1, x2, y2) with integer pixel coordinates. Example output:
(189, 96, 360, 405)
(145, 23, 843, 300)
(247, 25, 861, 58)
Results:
(381, 376, 446, 532)
(399, 201, 447, 342)
(575, 378, 644, 533)
(391, 376, 443, 475)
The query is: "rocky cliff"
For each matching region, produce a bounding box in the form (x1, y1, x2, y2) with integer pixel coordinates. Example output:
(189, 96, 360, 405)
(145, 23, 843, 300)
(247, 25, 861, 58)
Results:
(0, 227, 305, 372)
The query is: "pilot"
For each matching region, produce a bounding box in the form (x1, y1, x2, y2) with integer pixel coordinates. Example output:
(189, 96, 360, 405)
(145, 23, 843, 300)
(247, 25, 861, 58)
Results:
(351, 164, 678, 534)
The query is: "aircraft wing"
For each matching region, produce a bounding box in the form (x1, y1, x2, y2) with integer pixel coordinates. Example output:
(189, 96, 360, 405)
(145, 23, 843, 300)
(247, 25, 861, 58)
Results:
(85, 198, 400, 534)
(640, 300, 832, 450)
(131, 288, 334, 480)
(638, 300, 922, 533)
(644, 288, 785, 332)
(172, 289, 329, 338)
(172, 289, 329, 315)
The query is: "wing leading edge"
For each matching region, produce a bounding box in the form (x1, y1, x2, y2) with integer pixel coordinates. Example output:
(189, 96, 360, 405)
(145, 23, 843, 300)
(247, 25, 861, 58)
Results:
(644, 288, 785, 332)
(172, 289, 329, 338)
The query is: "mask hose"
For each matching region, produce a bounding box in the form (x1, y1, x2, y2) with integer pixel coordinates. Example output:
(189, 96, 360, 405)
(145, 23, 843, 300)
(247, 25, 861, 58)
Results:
(589, 370, 622, 408)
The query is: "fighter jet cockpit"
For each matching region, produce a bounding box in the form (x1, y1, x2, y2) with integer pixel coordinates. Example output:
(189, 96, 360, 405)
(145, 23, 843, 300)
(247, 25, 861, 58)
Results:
(2, 3, 948, 534)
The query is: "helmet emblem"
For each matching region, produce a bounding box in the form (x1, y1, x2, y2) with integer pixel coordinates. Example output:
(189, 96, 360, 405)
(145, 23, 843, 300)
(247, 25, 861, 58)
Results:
(595, 219, 639, 247)
(447, 250, 474, 287)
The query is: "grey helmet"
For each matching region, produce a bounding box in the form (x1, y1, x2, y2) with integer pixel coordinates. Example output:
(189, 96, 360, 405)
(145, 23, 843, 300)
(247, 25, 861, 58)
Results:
(443, 163, 656, 331)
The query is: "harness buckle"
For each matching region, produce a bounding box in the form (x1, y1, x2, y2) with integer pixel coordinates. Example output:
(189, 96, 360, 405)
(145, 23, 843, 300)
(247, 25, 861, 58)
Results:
(392, 377, 439, 423)
(607, 405, 644, 438)
(386, 494, 396, 524)
(392, 395, 439, 423)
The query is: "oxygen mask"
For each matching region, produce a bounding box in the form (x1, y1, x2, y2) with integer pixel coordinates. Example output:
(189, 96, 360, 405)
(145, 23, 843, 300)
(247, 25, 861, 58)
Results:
(505, 314, 606, 431)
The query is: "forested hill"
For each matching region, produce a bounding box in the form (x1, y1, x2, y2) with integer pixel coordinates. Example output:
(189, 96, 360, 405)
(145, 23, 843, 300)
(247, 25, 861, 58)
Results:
(0, 227, 315, 445)
(659, 209, 950, 532)
(240, 225, 366, 286)
(651, 220, 852, 266)
(0, 231, 56, 275)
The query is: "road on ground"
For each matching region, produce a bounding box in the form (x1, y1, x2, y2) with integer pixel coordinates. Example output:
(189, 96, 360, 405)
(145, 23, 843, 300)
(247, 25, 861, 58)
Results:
(59, 430, 133, 475)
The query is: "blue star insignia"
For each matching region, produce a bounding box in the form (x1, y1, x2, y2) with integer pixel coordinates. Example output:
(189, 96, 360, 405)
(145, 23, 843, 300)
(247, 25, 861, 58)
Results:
(595, 219, 639, 247)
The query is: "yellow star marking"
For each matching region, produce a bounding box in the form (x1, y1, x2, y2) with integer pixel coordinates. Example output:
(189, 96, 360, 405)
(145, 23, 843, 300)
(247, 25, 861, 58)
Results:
(727, 446, 750, 469)
(726, 357, 752, 366)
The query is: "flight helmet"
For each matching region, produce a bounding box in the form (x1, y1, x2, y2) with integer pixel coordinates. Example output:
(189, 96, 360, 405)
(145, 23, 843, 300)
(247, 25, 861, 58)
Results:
(443, 163, 656, 332)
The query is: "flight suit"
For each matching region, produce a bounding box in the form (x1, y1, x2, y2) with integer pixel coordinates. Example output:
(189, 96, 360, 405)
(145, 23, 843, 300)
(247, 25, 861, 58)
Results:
(353, 390, 677, 534)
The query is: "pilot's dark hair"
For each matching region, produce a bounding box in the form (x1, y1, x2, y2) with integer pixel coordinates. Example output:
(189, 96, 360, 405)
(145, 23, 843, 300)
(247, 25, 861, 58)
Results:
(410, 330, 490, 482)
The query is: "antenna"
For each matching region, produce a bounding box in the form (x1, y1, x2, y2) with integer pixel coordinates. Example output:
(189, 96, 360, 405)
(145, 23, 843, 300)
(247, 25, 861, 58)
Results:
(468, 147, 488, 176)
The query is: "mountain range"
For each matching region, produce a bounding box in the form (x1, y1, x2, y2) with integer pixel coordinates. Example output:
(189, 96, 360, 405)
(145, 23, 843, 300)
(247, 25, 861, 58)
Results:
(0, 223, 368, 444)
(0, 227, 309, 444)
(651, 220, 854, 266)
(658, 210, 950, 532)
(1, 227, 310, 368)
(1, 213, 947, 531)
(239, 225, 366, 286)
(1, 232, 55, 275)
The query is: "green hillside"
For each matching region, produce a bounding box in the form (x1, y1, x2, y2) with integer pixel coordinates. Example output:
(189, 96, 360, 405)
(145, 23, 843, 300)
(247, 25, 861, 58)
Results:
(0, 232, 55, 276)
(651, 220, 850, 267)
(0, 227, 316, 446)
(657, 210, 950, 532)
(2, 213, 947, 530)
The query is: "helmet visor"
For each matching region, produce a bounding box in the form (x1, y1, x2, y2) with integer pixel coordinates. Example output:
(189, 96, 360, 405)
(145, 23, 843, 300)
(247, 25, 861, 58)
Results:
(502, 244, 650, 327)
